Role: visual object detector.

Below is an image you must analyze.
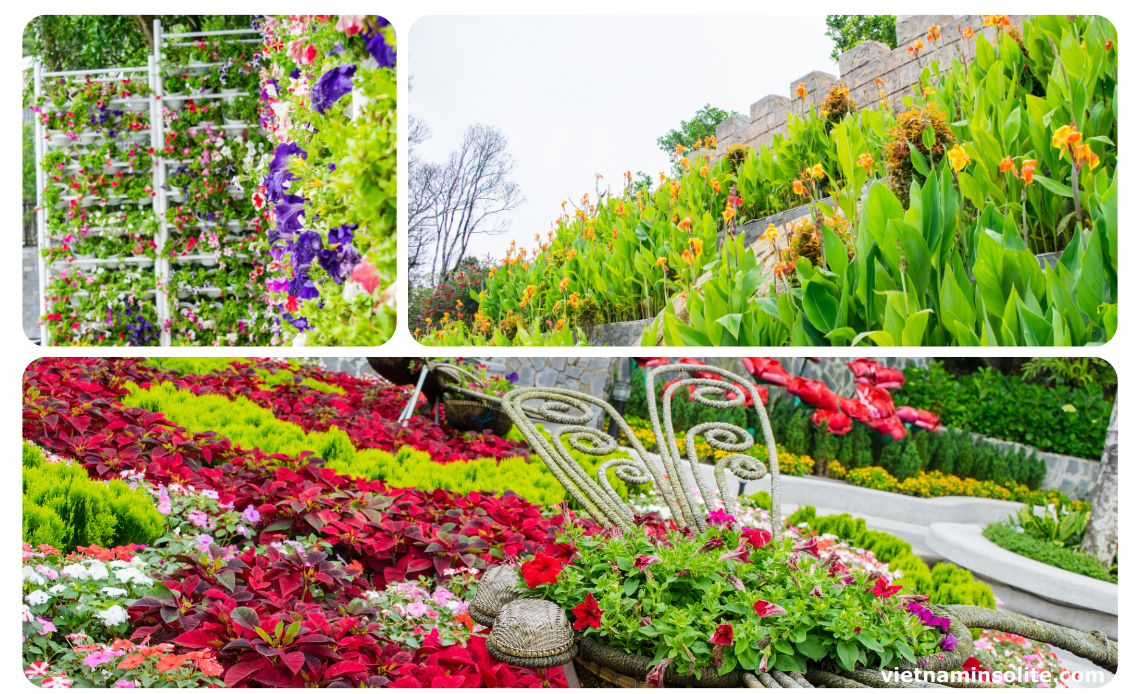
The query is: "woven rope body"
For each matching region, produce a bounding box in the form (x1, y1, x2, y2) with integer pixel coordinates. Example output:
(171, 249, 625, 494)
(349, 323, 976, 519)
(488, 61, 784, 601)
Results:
(487, 598, 575, 664)
(469, 564, 524, 627)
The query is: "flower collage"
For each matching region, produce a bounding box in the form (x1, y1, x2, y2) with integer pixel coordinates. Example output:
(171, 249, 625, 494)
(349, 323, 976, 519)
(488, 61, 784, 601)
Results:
(16, 9, 1123, 693)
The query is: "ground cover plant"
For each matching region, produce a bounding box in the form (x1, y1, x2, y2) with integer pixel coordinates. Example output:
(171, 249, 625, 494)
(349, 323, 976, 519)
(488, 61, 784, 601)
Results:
(982, 503, 1115, 583)
(429, 15, 1117, 347)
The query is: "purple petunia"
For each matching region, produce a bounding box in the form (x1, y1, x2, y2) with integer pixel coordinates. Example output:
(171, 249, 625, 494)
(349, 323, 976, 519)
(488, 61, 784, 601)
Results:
(275, 197, 308, 233)
(361, 25, 396, 68)
(939, 634, 958, 651)
(310, 65, 357, 114)
(506, 372, 519, 383)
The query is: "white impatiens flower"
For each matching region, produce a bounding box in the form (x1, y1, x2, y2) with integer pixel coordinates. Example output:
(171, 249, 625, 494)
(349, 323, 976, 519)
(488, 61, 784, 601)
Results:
(114, 568, 153, 587)
(97, 605, 128, 627)
(61, 564, 90, 581)
(101, 587, 129, 597)
(85, 562, 109, 581)
(49, 584, 71, 595)
(23, 566, 47, 586)
(25, 590, 51, 606)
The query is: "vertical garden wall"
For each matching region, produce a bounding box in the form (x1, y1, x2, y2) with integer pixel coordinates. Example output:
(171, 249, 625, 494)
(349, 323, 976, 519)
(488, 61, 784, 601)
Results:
(31, 15, 397, 346)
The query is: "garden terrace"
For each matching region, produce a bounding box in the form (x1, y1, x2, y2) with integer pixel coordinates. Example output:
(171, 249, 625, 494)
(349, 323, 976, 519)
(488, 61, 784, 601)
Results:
(426, 14, 1117, 347)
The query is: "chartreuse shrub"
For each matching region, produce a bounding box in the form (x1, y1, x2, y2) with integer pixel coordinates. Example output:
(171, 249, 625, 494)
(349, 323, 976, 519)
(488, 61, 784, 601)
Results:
(983, 522, 1115, 584)
(787, 507, 995, 608)
(145, 357, 346, 394)
(22, 442, 164, 553)
(121, 382, 646, 506)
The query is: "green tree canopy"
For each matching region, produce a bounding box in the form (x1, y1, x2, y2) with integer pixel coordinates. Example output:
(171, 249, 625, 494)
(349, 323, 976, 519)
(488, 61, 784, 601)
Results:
(24, 15, 254, 73)
(656, 103, 744, 173)
(825, 15, 897, 62)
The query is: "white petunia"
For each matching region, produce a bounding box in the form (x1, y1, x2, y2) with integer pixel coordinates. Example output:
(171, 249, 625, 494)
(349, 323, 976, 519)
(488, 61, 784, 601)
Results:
(101, 587, 129, 597)
(114, 568, 153, 587)
(25, 590, 51, 606)
(85, 562, 109, 581)
(96, 605, 128, 627)
(49, 584, 71, 595)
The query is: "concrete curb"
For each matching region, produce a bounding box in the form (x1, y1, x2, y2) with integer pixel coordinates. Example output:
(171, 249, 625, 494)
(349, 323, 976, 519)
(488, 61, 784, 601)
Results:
(927, 523, 1117, 613)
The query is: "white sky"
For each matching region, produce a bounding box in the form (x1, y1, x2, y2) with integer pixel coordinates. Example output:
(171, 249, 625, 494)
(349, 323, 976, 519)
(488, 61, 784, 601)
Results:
(409, 15, 836, 263)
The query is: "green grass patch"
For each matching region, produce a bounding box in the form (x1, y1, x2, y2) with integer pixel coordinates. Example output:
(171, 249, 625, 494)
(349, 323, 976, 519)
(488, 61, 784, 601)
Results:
(983, 522, 1116, 584)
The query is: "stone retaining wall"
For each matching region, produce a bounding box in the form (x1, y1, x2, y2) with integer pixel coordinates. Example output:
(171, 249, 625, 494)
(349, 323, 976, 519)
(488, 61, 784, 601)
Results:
(942, 426, 1101, 500)
(587, 318, 656, 347)
(484, 357, 617, 428)
(715, 15, 1029, 154)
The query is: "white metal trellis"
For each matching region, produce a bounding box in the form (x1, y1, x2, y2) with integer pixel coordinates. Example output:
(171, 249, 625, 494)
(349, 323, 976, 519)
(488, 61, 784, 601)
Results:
(33, 21, 263, 346)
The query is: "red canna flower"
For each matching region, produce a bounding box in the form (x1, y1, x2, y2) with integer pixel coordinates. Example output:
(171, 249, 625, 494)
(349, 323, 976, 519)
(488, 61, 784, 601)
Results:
(571, 593, 603, 629)
(787, 377, 839, 411)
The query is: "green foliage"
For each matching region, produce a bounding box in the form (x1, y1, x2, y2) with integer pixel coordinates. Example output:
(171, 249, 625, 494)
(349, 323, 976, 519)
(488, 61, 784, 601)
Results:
(983, 522, 1115, 583)
(825, 15, 897, 62)
(22, 443, 164, 553)
(897, 361, 1113, 459)
(1019, 357, 1117, 392)
(740, 490, 772, 511)
(1010, 503, 1089, 549)
(122, 383, 645, 506)
(788, 507, 995, 607)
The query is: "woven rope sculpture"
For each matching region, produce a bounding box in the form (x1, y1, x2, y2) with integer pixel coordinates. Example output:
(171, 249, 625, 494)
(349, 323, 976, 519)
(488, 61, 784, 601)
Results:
(469, 564, 524, 627)
(486, 598, 575, 668)
(499, 363, 779, 536)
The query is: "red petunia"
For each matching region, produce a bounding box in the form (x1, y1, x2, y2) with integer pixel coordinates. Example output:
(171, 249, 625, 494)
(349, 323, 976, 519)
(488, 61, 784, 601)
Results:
(571, 593, 603, 629)
(742, 528, 772, 549)
(520, 552, 564, 589)
(753, 600, 788, 618)
(870, 576, 904, 598)
(708, 623, 734, 646)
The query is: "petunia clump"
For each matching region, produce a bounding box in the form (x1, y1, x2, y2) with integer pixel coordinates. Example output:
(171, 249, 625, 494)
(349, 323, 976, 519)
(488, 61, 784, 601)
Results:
(521, 519, 952, 682)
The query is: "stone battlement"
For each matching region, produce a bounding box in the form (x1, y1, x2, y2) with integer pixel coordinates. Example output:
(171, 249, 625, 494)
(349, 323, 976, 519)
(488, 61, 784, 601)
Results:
(715, 15, 1028, 156)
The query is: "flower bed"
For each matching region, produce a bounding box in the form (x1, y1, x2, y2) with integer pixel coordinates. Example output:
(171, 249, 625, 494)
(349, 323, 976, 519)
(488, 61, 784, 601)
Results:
(982, 522, 1115, 584)
(431, 15, 1117, 347)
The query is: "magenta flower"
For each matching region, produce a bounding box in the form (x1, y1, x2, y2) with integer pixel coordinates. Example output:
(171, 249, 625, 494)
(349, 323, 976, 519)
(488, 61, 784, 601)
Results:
(707, 508, 736, 527)
(752, 600, 788, 618)
(940, 634, 958, 650)
(633, 555, 663, 571)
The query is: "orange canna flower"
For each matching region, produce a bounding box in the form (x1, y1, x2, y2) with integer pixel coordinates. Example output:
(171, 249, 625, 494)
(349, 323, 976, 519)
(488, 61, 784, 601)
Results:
(947, 144, 970, 171)
(569, 292, 580, 309)
(722, 208, 736, 222)
(927, 25, 942, 42)
(792, 180, 806, 196)
(796, 83, 808, 99)
(679, 216, 693, 231)
(689, 237, 704, 255)
(711, 178, 722, 193)
(670, 181, 681, 197)
(875, 77, 884, 87)
(681, 249, 693, 264)
(963, 26, 975, 39)
(612, 228, 618, 239)
(760, 223, 778, 242)
(857, 152, 873, 174)
(567, 248, 577, 260)
(554, 300, 563, 312)
(699, 165, 709, 177)
(655, 256, 667, 267)
(999, 156, 1015, 173)
(810, 163, 825, 179)
(1073, 144, 1100, 170)
(1106, 39, 1114, 51)
(878, 90, 887, 100)
(680, 157, 690, 170)
(559, 277, 569, 293)
(1020, 159, 1037, 185)
(555, 317, 566, 331)
(674, 143, 687, 155)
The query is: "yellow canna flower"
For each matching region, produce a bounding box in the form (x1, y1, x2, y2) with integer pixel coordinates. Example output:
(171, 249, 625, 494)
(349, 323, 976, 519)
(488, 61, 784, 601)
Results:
(857, 152, 873, 174)
(947, 144, 970, 171)
(811, 164, 825, 179)
(711, 178, 721, 193)
(722, 208, 736, 222)
(556, 318, 566, 331)
(689, 237, 703, 255)
(567, 249, 577, 260)
(699, 165, 708, 177)
(1052, 125, 1082, 150)
(760, 223, 778, 242)
(1074, 144, 1100, 170)
(659, 171, 666, 182)
(559, 277, 570, 293)
(680, 157, 690, 170)
(425, 317, 432, 325)
(655, 256, 667, 267)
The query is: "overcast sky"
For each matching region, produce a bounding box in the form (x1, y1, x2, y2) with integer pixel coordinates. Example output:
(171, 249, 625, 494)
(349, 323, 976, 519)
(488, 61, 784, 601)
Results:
(410, 15, 836, 263)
